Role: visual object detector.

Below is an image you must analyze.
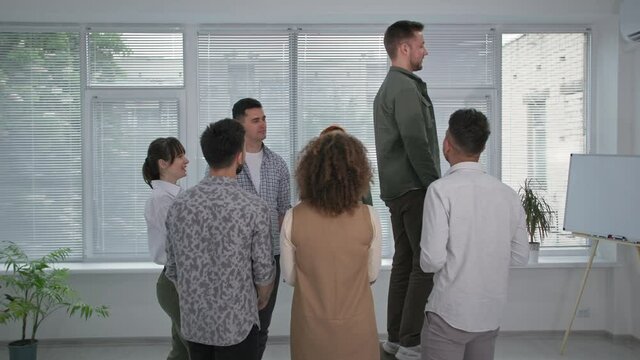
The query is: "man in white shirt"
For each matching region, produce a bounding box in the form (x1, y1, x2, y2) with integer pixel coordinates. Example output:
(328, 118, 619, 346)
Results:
(232, 98, 291, 359)
(419, 108, 529, 360)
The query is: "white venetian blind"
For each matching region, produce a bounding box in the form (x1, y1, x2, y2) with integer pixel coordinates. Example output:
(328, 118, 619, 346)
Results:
(197, 31, 291, 177)
(296, 32, 393, 256)
(419, 26, 496, 88)
(0, 31, 83, 259)
(87, 31, 184, 87)
(414, 25, 496, 174)
(501, 32, 588, 247)
(195, 26, 498, 259)
(91, 98, 179, 258)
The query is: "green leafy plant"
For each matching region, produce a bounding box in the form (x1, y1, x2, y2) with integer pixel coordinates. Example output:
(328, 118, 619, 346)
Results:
(519, 179, 554, 244)
(0, 242, 109, 344)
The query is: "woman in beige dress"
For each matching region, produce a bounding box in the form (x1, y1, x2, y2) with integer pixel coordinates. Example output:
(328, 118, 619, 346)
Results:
(280, 132, 382, 360)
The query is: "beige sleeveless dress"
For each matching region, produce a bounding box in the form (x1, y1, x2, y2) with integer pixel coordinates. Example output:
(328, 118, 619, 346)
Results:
(289, 202, 379, 360)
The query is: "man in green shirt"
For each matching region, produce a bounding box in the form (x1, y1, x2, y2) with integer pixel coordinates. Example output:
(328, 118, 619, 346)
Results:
(374, 20, 441, 360)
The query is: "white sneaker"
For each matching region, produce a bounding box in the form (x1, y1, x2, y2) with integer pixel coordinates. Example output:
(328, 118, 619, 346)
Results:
(395, 345, 421, 360)
(382, 341, 400, 355)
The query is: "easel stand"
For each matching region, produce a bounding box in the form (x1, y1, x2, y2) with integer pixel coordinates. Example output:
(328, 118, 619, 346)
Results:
(560, 235, 640, 355)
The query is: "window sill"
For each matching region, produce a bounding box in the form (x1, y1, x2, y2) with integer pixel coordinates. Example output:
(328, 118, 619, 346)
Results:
(512, 256, 619, 268)
(56, 262, 164, 274)
(380, 256, 619, 271)
(3, 255, 618, 276)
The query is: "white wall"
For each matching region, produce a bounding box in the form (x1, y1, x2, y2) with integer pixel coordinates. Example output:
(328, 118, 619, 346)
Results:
(0, 266, 622, 341)
(0, 0, 618, 24)
(618, 40, 640, 339)
(1, 0, 635, 343)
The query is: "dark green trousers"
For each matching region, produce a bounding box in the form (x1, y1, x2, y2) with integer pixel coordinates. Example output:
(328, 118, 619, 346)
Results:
(157, 269, 190, 360)
(386, 189, 434, 347)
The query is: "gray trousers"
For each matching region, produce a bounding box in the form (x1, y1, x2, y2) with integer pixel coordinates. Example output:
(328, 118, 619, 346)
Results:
(157, 269, 190, 360)
(421, 312, 498, 360)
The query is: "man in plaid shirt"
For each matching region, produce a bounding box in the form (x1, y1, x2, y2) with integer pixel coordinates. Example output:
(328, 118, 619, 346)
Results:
(233, 98, 291, 359)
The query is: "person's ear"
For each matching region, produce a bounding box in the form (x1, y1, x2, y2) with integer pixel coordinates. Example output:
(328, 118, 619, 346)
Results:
(158, 159, 169, 169)
(399, 42, 409, 56)
(237, 151, 244, 166)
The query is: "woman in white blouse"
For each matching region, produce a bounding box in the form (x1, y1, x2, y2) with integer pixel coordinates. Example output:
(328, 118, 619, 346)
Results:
(280, 132, 382, 360)
(142, 137, 189, 360)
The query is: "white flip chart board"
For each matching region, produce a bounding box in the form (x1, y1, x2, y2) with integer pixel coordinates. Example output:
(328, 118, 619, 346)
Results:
(564, 154, 640, 241)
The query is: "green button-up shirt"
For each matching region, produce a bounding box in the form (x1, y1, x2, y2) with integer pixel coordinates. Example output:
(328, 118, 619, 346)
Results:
(373, 66, 441, 201)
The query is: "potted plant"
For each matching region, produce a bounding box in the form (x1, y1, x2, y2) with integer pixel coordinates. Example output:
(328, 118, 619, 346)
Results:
(0, 242, 109, 360)
(519, 179, 554, 263)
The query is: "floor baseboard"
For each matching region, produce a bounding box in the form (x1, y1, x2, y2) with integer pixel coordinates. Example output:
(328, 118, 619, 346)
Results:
(2, 330, 638, 347)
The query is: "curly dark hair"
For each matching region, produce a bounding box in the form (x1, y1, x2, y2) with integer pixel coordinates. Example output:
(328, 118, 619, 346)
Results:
(296, 132, 372, 216)
(448, 108, 490, 155)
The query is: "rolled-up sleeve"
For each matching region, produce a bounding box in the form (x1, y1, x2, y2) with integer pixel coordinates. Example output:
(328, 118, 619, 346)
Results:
(276, 161, 292, 218)
(253, 202, 275, 286)
(279, 209, 296, 286)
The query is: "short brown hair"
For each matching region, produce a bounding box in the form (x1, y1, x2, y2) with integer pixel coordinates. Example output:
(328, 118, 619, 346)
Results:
(384, 20, 424, 59)
(296, 132, 372, 216)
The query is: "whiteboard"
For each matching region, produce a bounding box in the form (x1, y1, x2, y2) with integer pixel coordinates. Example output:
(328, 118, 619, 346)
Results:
(564, 154, 640, 241)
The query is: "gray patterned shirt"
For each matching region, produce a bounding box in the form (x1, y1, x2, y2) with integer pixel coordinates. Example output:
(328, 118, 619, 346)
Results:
(237, 144, 291, 255)
(165, 176, 275, 346)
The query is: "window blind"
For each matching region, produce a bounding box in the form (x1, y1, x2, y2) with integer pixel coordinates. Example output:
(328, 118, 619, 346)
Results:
(419, 26, 496, 88)
(87, 31, 184, 87)
(91, 98, 180, 258)
(197, 32, 291, 177)
(0, 32, 83, 258)
(296, 32, 393, 256)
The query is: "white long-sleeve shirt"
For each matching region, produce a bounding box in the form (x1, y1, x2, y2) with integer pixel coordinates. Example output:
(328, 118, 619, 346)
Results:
(420, 162, 529, 332)
(144, 180, 181, 265)
(280, 205, 382, 286)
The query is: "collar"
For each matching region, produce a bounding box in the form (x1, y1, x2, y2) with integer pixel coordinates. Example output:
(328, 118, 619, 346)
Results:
(444, 162, 484, 177)
(260, 143, 274, 160)
(150, 180, 181, 197)
(389, 66, 424, 83)
(202, 175, 238, 186)
(244, 143, 273, 166)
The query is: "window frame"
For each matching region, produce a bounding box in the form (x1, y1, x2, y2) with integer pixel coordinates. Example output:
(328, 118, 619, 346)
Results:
(0, 23, 598, 263)
(496, 25, 594, 259)
(81, 25, 188, 261)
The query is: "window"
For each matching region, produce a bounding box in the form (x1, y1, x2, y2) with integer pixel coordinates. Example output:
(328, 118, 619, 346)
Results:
(197, 31, 291, 177)
(0, 25, 590, 261)
(90, 98, 180, 258)
(86, 29, 184, 259)
(0, 31, 83, 258)
(418, 25, 496, 175)
(501, 32, 588, 247)
(87, 31, 184, 87)
(198, 26, 497, 258)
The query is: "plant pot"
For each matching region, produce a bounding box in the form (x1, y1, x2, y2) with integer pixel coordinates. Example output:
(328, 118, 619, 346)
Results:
(8, 340, 38, 360)
(529, 242, 540, 264)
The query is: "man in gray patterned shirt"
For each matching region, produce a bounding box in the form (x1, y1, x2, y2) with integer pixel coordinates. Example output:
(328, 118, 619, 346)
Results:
(165, 118, 275, 360)
(232, 98, 291, 359)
